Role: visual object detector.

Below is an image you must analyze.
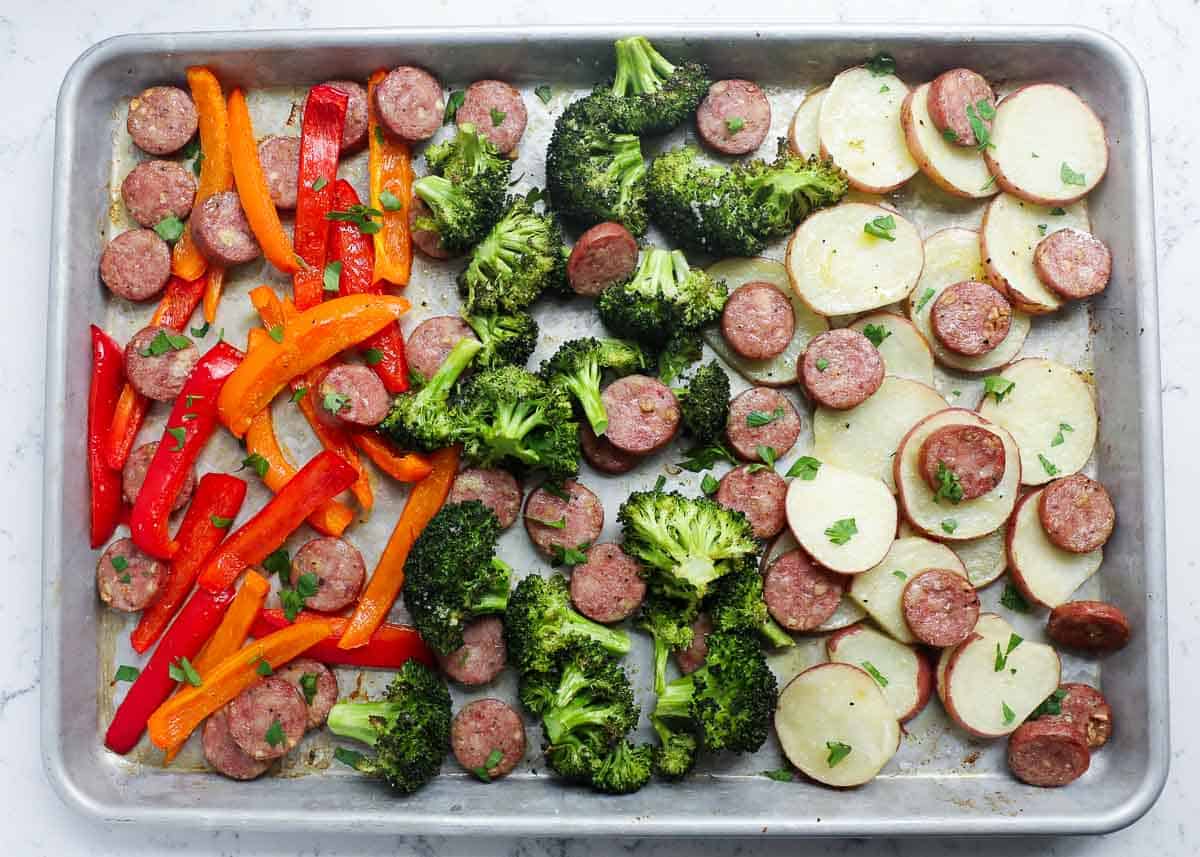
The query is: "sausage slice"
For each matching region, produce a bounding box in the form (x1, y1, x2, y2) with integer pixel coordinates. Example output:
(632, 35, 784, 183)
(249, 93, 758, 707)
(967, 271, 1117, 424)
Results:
(437, 615, 507, 686)
(100, 229, 172, 301)
(926, 69, 995, 148)
(569, 543, 646, 624)
(696, 79, 772, 156)
(257, 136, 301, 209)
(451, 698, 526, 780)
(763, 549, 845, 632)
(918, 424, 1007, 501)
(1042, 682, 1113, 749)
(190, 190, 262, 267)
(123, 325, 200, 402)
(456, 80, 528, 155)
(715, 465, 788, 539)
(1034, 228, 1112, 300)
(720, 281, 795, 360)
(601, 375, 681, 455)
(567, 222, 639, 296)
(1007, 718, 1090, 787)
(122, 441, 197, 510)
(202, 708, 272, 780)
(800, 328, 885, 410)
(901, 569, 980, 647)
(447, 468, 523, 529)
(725, 387, 802, 462)
(675, 612, 713, 675)
(1046, 601, 1131, 653)
(273, 658, 338, 729)
(226, 676, 308, 761)
(580, 423, 642, 475)
(120, 160, 197, 227)
(97, 537, 165, 613)
(523, 479, 604, 558)
(374, 66, 444, 143)
(1038, 474, 1115, 553)
(930, 280, 1013, 357)
(127, 85, 198, 155)
(318, 364, 391, 427)
(406, 316, 478, 383)
(409, 198, 454, 260)
(290, 537, 367, 613)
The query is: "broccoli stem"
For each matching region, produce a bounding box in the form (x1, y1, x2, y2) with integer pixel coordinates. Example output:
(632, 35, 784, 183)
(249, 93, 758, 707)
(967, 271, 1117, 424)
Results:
(651, 635, 671, 696)
(560, 359, 608, 435)
(419, 336, 483, 403)
(326, 701, 400, 747)
(612, 36, 674, 96)
(568, 612, 632, 658)
(413, 175, 463, 229)
(454, 123, 487, 173)
(542, 697, 625, 746)
(552, 662, 594, 708)
(602, 135, 648, 192)
(759, 616, 795, 650)
(653, 673, 696, 722)
(482, 401, 550, 465)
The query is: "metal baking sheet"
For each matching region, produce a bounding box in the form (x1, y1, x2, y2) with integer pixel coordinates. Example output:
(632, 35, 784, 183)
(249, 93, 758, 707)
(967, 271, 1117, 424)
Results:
(42, 25, 1167, 836)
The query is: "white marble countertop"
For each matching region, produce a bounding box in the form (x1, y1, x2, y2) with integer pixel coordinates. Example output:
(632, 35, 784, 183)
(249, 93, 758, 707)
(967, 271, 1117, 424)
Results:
(4, 0, 1195, 853)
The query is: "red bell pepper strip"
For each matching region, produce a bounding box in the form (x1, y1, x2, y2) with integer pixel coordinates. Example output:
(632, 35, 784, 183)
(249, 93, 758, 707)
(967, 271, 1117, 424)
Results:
(89, 326, 125, 548)
(105, 273, 209, 471)
(131, 473, 247, 653)
(129, 342, 243, 560)
(197, 450, 358, 593)
(105, 585, 236, 755)
(329, 179, 410, 393)
(292, 85, 348, 311)
(251, 609, 435, 669)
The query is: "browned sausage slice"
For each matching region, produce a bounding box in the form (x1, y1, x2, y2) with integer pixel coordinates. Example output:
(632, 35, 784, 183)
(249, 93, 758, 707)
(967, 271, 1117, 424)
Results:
(456, 80, 528, 155)
(567, 222, 639, 297)
(374, 66, 444, 143)
(926, 69, 995, 148)
(122, 441, 196, 510)
(580, 423, 642, 475)
(127, 86, 198, 155)
(696, 79, 772, 156)
(409, 198, 454, 260)
(273, 658, 338, 729)
(901, 569, 980, 647)
(190, 190, 262, 266)
(437, 615, 507, 686)
(569, 543, 646, 624)
(290, 537, 367, 613)
(1038, 474, 1115, 553)
(800, 329, 885, 410)
(725, 387, 802, 462)
(451, 698, 526, 779)
(1042, 682, 1113, 749)
(120, 160, 197, 227)
(715, 465, 788, 539)
(1034, 228, 1112, 300)
(675, 612, 713, 675)
(523, 479, 604, 558)
(100, 229, 172, 301)
(202, 708, 272, 780)
(720, 282, 796, 360)
(317, 364, 390, 427)
(406, 316, 478, 383)
(311, 80, 370, 152)
(226, 676, 308, 761)
(763, 549, 845, 632)
(919, 424, 1007, 501)
(97, 537, 165, 612)
(447, 468, 523, 529)
(601, 375, 681, 455)
(123, 325, 201, 402)
(930, 280, 1013, 357)
(1046, 601, 1131, 653)
(1007, 718, 1090, 787)
(257, 136, 301, 209)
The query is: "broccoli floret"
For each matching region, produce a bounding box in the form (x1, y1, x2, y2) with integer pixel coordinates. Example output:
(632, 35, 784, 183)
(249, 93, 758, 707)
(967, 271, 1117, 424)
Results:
(504, 574, 631, 674)
(413, 124, 512, 253)
(380, 336, 482, 451)
(518, 641, 633, 716)
(651, 714, 698, 781)
(458, 196, 567, 314)
(454, 366, 580, 478)
(401, 500, 511, 655)
(656, 329, 703, 385)
(618, 490, 759, 603)
(582, 36, 710, 136)
(546, 99, 649, 235)
(464, 310, 539, 370)
(707, 558, 794, 650)
(539, 337, 649, 435)
(596, 248, 727, 347)
(652, 631, 778, 754)
(591, 739, 655, 794)
(328, 660, 452, 794)
(674, 361, 731, 443)
(637, 591, 699, 695)
(647, 143, 848, 257)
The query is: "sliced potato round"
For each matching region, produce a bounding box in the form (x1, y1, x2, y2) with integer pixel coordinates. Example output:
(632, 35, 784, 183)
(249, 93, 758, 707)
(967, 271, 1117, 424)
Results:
(981, 193, 1090, 314)
(938, 612, 1062, 738)
(848, 536, 967, 644)
(785, 463, 897, 574)
(766, 637, 829, 688)
(898, 519, 1008, 589)
(848, 312, 934, 385)
(787, 87, 826, 159)
(900, 82, 997, 199)
(813, 376, 945, 492)
(762, 530, 866, 632)
(984, 84, 1108, 206)
(976, 358, 1098, 486)
(907, 227, 1031, 372)
(775, 662, 901, 787)
(1007, 489, 1103, 608)
(826, 622, 933, 722)
(786, 203, 924, 316)
(894, 409, 1020, 540)
(818, 66, 918, 193)
(704, 257, 828, 387)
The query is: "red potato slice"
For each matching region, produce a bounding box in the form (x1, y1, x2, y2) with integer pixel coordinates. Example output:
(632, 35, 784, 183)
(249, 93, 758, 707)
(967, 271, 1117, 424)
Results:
(937, 612, 1061, 738)
(762, 530, 866, 632)
(702, 257, 828, 387)
(827, 622, 933, 722)
(977, 358, 1098, 487)
(787, 87, 826, 159)
(900, 82, 998, 199)
(894, 409, 1020, 540)
(898, 519, 1008, 589)
(848, 535, 967, 644)
(818, 67, 918, 193)
(784, 462, 897, 574)
(848, 312, 934, 386)
(981, 194, 1090, 314)
(775, 662, 901, 787)
(1007, 489, 1103, 608)
(786, 203, 924, 316)
(766, 636, 830, 688)
(984, 84, 1108, 206)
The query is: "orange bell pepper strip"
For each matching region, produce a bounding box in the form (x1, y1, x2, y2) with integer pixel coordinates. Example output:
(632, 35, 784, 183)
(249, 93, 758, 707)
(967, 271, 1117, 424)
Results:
(147, 621, 332, 751)
(173, 67, 233, 282)
(338, 445, 459, 649)
(217, 292, 410, 438)
(202, 267, 225, 325)
(351, 431, 432, 483)
(227, 87, 299, 275)
(367, 69, 414, 286)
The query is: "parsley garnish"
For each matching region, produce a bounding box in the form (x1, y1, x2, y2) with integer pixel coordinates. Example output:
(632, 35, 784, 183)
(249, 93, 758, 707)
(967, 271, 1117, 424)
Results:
(113, 665, 140, 683)
(1001, 701, 1016, 725)
(168, 656, 202, 687)
(725, 116, 745, 135)
(1032, 688, 1069, 718)
(878, 84, 890, 93)
(241, 452, 270, 478)
(747, 445, 778, 473)
(701, 473, 719, 495)
(861, 661, 889, 688)
(268, 325, 285, 344)
(535, 84, 553, 104)
(323, 261, 342, 293)
(550, 543, 590, 567)
(166, 426, 187, 451)
(111, 555, 129, 572)
(379, 189, 402, 211)
(1050, 207, 1066, 216)
(864, 214, 897, 241)
(862, 323, 891, 347)
(334, 746, 368, 770)
(865, 53, 896, 76)
(290, 386, 308, 403)
(966, 99, 995, 151)
(1051, 422, 1073, 447)
(913, 287, 936, 314)
(489, 107, 507, 127)
(262, 548, 290, 581)
(825, 740, 853, 766)
(785, 456, 821, 481)
(374, 125, 386, 146)
(326, 204, 383, 235)
(1037, 223, 1047, 236)
(815, 357, 829, 372)
(942, 129, 958, 143)
(982, 375, 1015, 403)
(255, 657, 273, 677)
(994, 633, 1023, 671)
(322, 390, 351, 415)
(534, 516, 567, 530)
(210, 514, 233, 529)
(762, 768, 794, 782)
(299, 673, 319, 705)
(311, 176, 328, 192)
(941, 518, 958, 534)
(154, 216, 185, 243)
(677, 441, 736, 473)
(444, 90, 465, 123)
(1038, 454, 1060, 477)
(825, 518, 857, 545)
(118, 572, 132, 584)
(980, 175, 997, 191)
(364, 348, 384, 365)
(472, 748, 505, 782)
(139, 330, 191, 357)
(264, 718, 285, 748)
(1000, 583, 1030, 613)
(541, 481, 571, 501)
(746, 407, 784, 428)
(892, 570, 907, 580)
(190, 321, 210, 338)
(934, 462, 964, 504)
(280, 572, 319, 621)
(1060, 162, 1086, 187)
